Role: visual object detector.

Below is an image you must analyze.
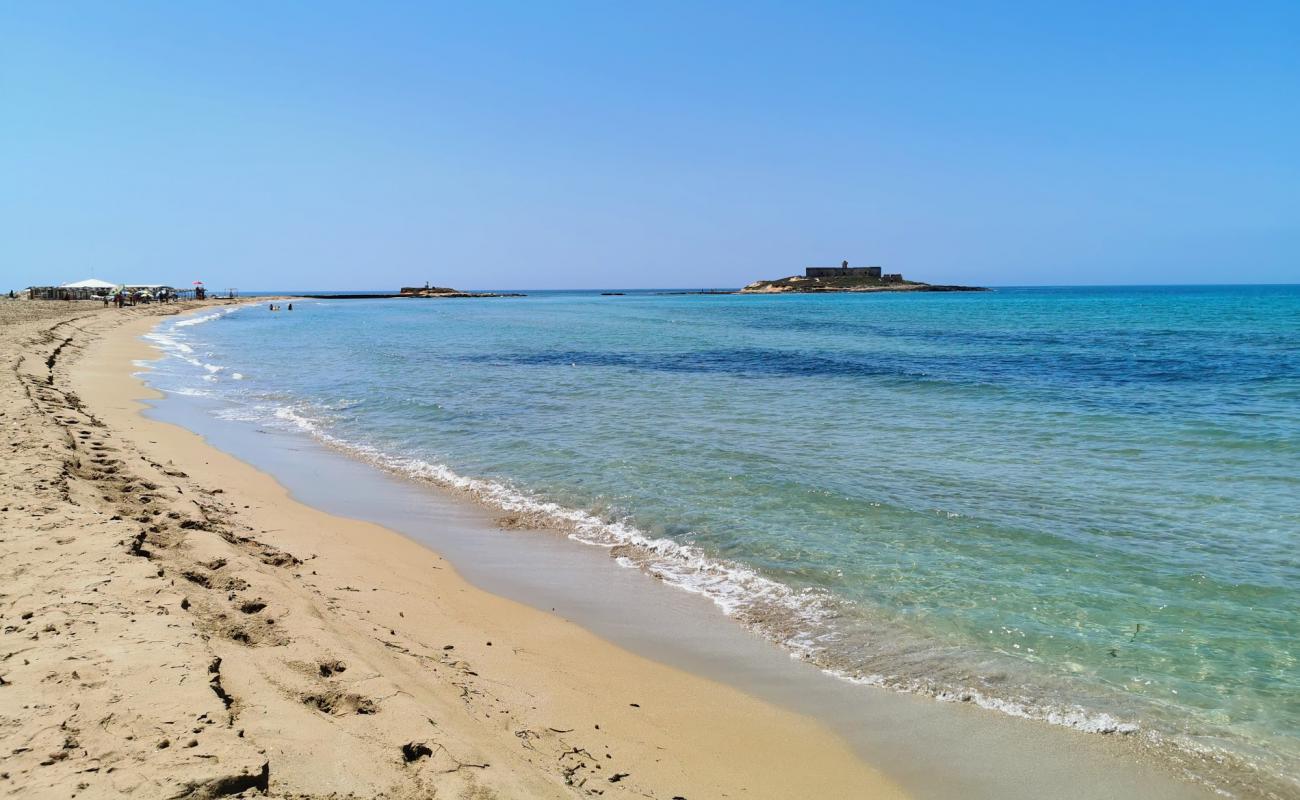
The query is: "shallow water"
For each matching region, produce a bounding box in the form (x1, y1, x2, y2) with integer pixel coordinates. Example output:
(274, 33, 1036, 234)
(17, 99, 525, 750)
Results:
(144, 286, 1300, 794)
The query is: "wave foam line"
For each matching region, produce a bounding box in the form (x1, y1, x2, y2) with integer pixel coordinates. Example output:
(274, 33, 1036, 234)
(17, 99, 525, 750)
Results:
(143, 305, 253, 385)
(259, 401, 1168, 746)
(173, 306, 241, 328)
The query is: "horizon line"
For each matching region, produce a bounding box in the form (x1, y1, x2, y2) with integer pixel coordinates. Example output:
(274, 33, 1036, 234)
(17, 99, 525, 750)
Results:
(231, 282, 1300, 293)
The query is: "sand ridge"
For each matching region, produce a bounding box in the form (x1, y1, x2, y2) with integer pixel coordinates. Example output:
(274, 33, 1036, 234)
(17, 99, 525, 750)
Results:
(0, 299, 904, 799)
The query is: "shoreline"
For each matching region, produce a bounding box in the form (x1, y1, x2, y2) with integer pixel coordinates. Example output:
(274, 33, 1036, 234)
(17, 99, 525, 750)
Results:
(1, 299, 905, 797)
(134, 302, 1252, 799)
(5, 299, 1277, 799)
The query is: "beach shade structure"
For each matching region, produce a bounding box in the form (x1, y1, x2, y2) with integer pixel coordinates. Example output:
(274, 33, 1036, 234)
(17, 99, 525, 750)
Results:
(60, 278, 117, 290)
(59, 278, 118, 299)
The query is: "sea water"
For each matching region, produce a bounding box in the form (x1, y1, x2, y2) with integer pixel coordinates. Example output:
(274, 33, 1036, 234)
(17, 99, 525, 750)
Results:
(143, 286, 1299, 795)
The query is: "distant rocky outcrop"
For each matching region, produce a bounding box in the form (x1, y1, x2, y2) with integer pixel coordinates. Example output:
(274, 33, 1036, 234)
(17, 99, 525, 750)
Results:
(398, 286, 525, 298)
(740, 274, 986, 294)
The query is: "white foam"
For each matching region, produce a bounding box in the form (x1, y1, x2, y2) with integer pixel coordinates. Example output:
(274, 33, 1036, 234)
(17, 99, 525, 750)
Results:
(214, 405, 265, 423)
(143, 330, 194, 354)
(829, 669, 1139, 734)
(142, 308, 252, 393)
(173, 306, 241, 328)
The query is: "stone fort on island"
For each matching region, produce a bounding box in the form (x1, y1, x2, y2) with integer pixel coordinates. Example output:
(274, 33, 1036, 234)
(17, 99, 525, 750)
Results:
(804, 261, 903, 282)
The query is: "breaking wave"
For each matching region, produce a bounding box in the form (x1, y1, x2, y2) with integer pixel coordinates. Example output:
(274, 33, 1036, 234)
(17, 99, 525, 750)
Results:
(173, 306, 241, 328)
(143, 305, 249, 384)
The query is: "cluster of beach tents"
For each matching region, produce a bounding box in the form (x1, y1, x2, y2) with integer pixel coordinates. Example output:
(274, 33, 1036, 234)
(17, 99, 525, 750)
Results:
(68, 279, 174, 303)
(24, 278, 197, 302)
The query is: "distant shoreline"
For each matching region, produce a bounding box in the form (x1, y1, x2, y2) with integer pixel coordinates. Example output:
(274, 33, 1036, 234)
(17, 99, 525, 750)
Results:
(48, 285, 1288, 301)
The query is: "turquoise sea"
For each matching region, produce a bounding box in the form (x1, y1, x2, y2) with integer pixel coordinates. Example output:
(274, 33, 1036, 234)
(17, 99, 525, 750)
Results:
(144, 286, 1299, 795)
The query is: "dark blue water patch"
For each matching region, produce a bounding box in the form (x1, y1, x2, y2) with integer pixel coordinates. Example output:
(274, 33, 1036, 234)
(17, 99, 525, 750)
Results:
(737, 317, 1297, 368)
(459, 347, 924, 380)
(455, 345, 1297, 406)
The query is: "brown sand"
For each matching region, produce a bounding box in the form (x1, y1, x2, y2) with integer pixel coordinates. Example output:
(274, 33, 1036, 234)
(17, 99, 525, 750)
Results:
(0, 299, 905, 799)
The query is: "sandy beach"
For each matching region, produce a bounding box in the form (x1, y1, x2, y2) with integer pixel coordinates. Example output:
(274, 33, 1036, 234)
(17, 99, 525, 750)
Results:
(0, 298, 906, 798)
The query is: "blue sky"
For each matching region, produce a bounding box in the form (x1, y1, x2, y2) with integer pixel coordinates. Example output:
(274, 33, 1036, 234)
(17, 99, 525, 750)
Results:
(3, 2, 1297, 290)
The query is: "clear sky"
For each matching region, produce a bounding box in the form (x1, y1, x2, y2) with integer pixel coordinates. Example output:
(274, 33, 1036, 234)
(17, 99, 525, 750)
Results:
(3, 2, 1297, 290)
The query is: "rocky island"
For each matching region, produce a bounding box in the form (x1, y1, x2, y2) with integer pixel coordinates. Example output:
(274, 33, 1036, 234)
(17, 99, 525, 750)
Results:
(741, 262, 986, 293)
(399, 285, 525, 298)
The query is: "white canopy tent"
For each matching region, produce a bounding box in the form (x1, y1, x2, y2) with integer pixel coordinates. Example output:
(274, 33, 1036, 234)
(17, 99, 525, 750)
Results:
(57, 278, 117, 299)
(59, 278, 117, 290)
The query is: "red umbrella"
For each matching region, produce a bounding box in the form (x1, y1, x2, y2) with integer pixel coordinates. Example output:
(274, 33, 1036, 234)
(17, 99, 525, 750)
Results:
(193, 280, 204, 285)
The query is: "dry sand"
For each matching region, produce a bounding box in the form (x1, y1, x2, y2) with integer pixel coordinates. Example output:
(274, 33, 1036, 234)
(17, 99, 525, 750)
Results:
(0, 299, 905, 799)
